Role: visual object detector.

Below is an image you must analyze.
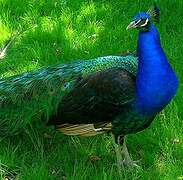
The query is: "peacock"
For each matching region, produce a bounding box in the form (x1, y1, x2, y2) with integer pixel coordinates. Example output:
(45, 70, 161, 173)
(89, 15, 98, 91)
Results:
(0, 4, 178, 168)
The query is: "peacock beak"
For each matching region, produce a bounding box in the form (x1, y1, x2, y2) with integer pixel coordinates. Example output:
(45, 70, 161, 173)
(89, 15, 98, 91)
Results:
(126, 20, 140, 30)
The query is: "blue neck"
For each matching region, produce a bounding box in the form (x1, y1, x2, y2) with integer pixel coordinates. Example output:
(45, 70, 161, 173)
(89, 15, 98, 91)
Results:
(135, 24, 178, 116)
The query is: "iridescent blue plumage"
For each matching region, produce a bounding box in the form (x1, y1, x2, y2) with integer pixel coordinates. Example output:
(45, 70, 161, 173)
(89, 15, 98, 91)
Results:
(133, 12, 150, 21)
(112, 8, 178, 137)
(135, 23, 178, 115)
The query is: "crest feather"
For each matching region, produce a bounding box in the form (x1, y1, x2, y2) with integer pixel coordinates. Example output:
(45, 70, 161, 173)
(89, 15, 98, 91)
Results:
(147, 3, 160, 23)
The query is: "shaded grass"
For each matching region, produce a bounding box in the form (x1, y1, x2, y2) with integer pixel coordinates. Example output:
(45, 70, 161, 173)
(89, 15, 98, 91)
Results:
(0, 0, 183, 179)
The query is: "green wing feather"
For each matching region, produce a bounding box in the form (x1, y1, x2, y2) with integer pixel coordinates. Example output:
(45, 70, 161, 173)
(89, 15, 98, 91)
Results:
(0, 55, 137, 136)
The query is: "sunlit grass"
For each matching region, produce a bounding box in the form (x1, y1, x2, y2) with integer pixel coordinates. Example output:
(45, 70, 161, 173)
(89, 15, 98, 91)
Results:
(0, 0, 183, 179)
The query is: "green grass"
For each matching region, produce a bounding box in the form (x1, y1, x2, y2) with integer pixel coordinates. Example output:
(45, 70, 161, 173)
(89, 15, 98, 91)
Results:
(0, 0, 183, 179)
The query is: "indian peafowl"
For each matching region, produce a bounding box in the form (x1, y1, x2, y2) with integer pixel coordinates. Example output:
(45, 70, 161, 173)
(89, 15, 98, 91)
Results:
(0, 5, 178, 167)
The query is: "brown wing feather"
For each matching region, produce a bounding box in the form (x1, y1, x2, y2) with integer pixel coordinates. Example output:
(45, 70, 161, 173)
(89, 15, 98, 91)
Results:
(57, 122, 112, 136)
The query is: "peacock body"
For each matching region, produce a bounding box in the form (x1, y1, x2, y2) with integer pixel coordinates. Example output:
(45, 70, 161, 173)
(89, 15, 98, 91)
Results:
(0, 55, 137, 136)
(0, 4, 179, 167)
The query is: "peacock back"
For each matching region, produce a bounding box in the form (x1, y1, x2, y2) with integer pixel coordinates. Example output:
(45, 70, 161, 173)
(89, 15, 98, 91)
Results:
(0, 55, 137, 136)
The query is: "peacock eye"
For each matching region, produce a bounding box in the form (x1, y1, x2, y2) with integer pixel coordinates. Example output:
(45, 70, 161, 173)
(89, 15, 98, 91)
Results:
(140, 19, 147, 23)
(134, 19, 141, 24)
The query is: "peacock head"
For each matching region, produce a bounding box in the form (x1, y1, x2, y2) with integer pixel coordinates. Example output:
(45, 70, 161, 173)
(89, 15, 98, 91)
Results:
(127, 4, 160, 31)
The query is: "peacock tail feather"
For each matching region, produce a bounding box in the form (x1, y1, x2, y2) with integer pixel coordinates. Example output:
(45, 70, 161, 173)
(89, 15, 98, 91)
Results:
(0, 55, 137, 136)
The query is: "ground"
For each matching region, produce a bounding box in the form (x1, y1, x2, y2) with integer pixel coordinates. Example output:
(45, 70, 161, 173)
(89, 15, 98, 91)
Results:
(0, 0, 183, 179)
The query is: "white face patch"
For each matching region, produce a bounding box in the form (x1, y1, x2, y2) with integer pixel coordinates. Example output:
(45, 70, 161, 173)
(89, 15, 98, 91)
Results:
(134, 19, 141, 26)
(127, 18, 149, 30)
(140, 19, 149, 27)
